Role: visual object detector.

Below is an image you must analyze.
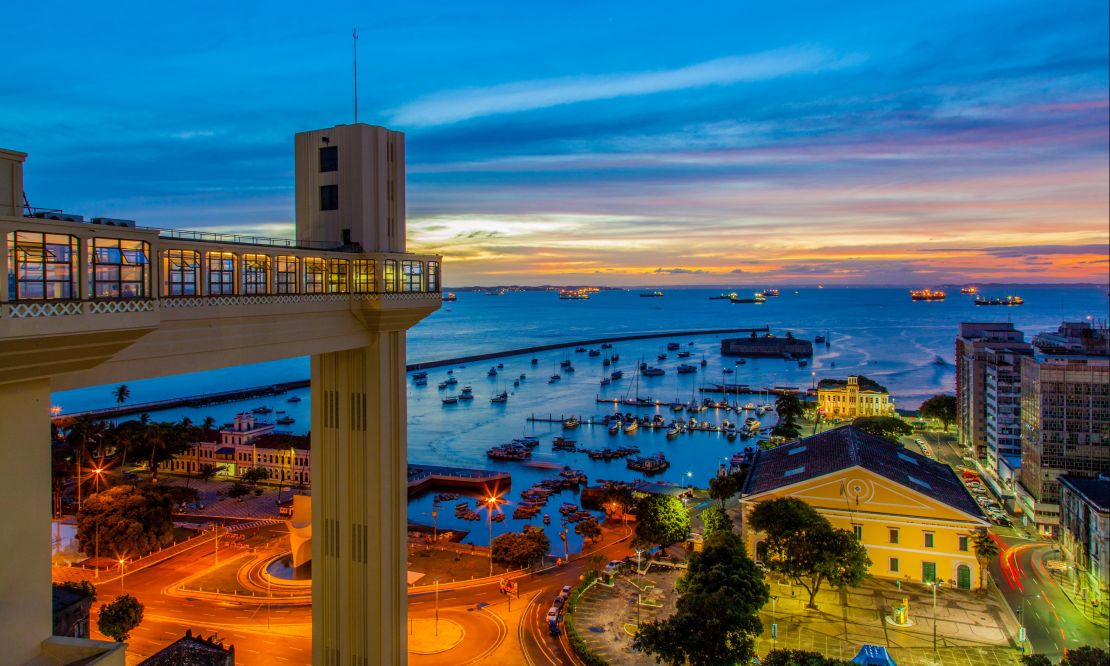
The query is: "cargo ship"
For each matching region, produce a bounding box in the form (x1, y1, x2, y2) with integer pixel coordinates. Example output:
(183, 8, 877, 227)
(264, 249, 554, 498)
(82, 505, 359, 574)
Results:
(559, 289, 590, 300)
(910, 289, 946, 301)
(975, 295, 1023, 306)
(731, 292, 767, 304)
(639, 290, 664, 297)
(759, 289, 780, 297)
(960, 286, 978, 295)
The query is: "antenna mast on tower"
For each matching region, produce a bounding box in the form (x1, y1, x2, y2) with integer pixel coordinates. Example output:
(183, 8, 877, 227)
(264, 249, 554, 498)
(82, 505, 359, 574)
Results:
(353, 28, 359, 123)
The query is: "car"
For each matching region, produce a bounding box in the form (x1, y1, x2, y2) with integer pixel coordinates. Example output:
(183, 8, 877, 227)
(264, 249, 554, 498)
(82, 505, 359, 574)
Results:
(915, 438, 925, 445)
(561, 585, 572, 595)
(605, 559, 623, 572)
(547, 606, 559, 622)
(553, 596, 566, 609)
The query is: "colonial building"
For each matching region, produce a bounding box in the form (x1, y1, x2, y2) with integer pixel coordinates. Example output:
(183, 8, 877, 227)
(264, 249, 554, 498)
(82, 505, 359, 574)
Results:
(161, 413, 310, 485)
(1017, 354, 1110, 534)
(816, 376, 895, 418)
(1057, 475, 1109, 610)
(741, 426, 989, 590)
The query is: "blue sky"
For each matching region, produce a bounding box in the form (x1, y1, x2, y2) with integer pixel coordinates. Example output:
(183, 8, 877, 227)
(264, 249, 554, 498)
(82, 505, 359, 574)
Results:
(3, 1, 1107, 285)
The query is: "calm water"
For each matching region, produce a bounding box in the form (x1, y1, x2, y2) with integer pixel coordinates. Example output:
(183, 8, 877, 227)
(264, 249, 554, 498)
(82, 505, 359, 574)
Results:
(54, 285, 1108, 550)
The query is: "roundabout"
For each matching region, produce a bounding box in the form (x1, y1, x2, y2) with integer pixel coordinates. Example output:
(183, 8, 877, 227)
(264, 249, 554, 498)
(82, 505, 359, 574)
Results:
(407, 618, 465, 654)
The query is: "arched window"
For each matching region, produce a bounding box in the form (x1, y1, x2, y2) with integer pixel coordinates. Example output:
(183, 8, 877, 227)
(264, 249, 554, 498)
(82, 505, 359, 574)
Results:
(304, 258, 326, 293)
(352, 259, 376, 293)
(7, 231, 78, 300)
(163, 249, 200, 296)
(242, 254, 270, 294)
(275, 256, 299, 294)
(206, 252, 236, 295)
(328, 259, 350, 293)
(91, 238, 150, 298)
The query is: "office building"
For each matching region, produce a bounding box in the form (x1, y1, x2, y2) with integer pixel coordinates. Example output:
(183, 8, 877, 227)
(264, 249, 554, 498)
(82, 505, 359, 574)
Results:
(1057, 475, 1109, 610)
(955, 323, 1033, 466)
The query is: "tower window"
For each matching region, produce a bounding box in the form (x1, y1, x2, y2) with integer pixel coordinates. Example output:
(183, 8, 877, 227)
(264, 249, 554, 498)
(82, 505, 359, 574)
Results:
(319, 146, 338, 172)
(320, 185, 339, 211)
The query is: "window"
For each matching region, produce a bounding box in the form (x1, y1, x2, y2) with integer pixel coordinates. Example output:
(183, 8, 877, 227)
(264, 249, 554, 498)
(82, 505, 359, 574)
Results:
(922, 561, 937, 583)
(889, 557, 899, 573)
(242, 254, 270, 294)
(328, 259, 349, 293)
(7, 231, 78, 300)
(320, 185, 339, 211)
(319, 146, 338, 172)
(924, 532, 934, 548)
(959, 535, 969, 552)
(783, 466, 805, 477)
(91, 238, 150, 298)
(427, 260, 440, 292)
(401, 260, 422, 292)
(888, 528, 899, 544)
(206, 252, 236, 295)
(384, 259, 398, 293)
(164, 249, 200, 296)
(788, 445, 807, 455)
(304, 258, 326, 293)
(853, 525, 862, 540)
(352, 259, 376, 293)
(275, 256, 298, 294)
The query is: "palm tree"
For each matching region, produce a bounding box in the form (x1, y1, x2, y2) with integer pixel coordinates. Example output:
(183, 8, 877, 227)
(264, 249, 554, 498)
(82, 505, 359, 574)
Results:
(65, 416, 108, 511)
(112, 384, 130, 409)
(973, 531, 1000, 591)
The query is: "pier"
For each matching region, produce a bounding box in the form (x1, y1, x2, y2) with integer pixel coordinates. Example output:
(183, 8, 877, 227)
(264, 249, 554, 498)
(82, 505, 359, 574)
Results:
(407, 464, 511, 496)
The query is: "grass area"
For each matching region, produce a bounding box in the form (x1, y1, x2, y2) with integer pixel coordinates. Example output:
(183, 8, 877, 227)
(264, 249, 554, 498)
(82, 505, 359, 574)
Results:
(181, 553, 250, 594)
(407, 547, 523, 583)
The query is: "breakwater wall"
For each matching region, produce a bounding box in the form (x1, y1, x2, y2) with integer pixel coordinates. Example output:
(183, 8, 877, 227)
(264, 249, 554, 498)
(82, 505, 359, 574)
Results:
(56, 326, 770, 421)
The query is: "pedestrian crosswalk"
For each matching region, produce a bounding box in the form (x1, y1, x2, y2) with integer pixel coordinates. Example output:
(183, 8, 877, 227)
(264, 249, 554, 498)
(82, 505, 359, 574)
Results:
(225, 519, 282, 533)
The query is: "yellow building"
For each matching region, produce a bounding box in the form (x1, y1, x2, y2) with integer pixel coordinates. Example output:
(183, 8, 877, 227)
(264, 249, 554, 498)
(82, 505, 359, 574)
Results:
(817, 375, 895, 418)
(741, 426, 989, 590)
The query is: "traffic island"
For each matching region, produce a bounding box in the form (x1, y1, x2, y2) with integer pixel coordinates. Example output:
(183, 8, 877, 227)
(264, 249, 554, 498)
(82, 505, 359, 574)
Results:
(407, 618, 464, 654)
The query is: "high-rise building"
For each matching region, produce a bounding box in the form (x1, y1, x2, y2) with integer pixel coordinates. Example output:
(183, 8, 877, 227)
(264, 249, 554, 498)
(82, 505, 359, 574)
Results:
(1017, 354, 1110, 534)
(955, 323, 1033, 467)
(982, 344, 1031, 499)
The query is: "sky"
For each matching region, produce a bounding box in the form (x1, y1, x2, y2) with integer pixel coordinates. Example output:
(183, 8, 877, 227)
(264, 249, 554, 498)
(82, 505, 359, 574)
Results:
(2, 1, 1107, 286)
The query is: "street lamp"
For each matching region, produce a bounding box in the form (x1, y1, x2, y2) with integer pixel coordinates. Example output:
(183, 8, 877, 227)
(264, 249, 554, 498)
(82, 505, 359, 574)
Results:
(434, 577, 440, 636)
(118, 558, 127, 593)
(1019, 593, 1039, 654)
(635, 548, 643, 575)
(771, 595, 778, 651)
(484, 495, 502, 576)
(929, 579, 945, 656)
(92, 467, 104, 578)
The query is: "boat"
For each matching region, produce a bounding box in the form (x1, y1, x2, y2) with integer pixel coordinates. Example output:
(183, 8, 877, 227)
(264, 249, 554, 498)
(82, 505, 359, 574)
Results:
(276, 416, 295, 425)
(543, 514, 551, 525)
(640, 291, 664, 297)
(666, 342, 681, 351)
(731, 292, 766, 304)
(600, 377, 611, 386)
(814, 334, 825, 344)
(497, 362, 504, 369)
(575, 347, 587, 353)
(492, 513, 506, 523)
(666, 423, 683, 438)
(910, 289, 946, 301)
(445, 377, 458, 385)
(442, 396, 459, 405)
(437, 381, 449, 389)
(491, 391, 508, 403)
(559, 502, 579, 515)
(601, 343, 613, 349)
(760, 289, 780, 297)
(700, 356, 707, 367)
(461, 386, 473, 394)
(623, 419, 639, 434)
(657, 353, 667, 361)
(735, 359, 746, 365)
(531, 358, 539, 365)
(559, 289, 590, 300)
(287, 395, 302, 403)
(414, 377, 427, 386)
(560, 359, 573, 368)
(442, 292, 457, 301)
(611, 370, 624, 380)
(611, 354, 620, 362)
(710, 292, 737, 300)
(548, 374, 561, 383)
(513, 436, 540, 448)
(642, 367, 665, 377)
(552, 437, 577, 451)
(488, 367, 498, 376)
(676, 350, 691, 358)
(798, 360, 808, 367)
(487, 443, 531, 460)
(960, 286, 979, 294)
(975, 295, 1023, 306)
(608, 420, 621, 435)
(412, 371, 428, 380)
(933, 356, 947, 366)
(519, 373, 526, 380)
(626, 453, 670, 473)
(676, 364, 698, 374)
(563, 416, 580, 429)
(458, 393, 474, 401)
(251, 406, 273, 414)
(722, 367, 734, 374)
(564, 365, 575, 373)
(603, 358, 611, 367)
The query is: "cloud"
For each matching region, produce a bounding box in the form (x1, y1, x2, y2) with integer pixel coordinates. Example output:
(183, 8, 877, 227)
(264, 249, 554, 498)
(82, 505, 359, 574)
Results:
(985, 244, 1109, 258)
(730, 268, 745, 274)
(654, 267, 707, 275)
(390, 46, 859, 127)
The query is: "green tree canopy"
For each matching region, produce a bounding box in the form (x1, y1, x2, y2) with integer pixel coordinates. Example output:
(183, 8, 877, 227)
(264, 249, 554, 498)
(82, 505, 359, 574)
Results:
(240, 466, 270, 486)
(700, 505, 732, 537)
(708, 474, 740, 510)
(748, 498, 871, 609)
(1061, 646, 1110, 666)
(774, 393, 806, 422)
(97, 594, 144, 642)
(636, 531, 768, 666)
(634, 493, 691, 550)
(771, 419, 803, 442)
(228, 482, 251, 500)
(919, 394, 957, 431)
(128, 420, 194, 483)
(574, 518, 602, 543)
(599, 481, 635, 515)
(850, 417, 913, 443)
(491, 525, 550, 568)
(55, 580, 97, 602)
(77, 485, 174, 559)
(763, 649, 855, 665)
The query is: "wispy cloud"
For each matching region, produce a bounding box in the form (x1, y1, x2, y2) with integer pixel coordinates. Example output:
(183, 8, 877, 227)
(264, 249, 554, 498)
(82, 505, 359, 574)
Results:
(390, 46, 860, 127)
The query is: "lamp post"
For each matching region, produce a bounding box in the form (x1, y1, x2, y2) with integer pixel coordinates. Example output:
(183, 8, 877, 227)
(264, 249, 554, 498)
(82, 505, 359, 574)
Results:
(92, 468, 104, 578)
(771, 595, 777, 651)
(635, 548, 643, 575)
(434, 577, 440, 636)
(485, 496, 499, 576)
(929, 579, 944, 657)
(1019, 593, 1038, 654)
(118, 559, 126, 593)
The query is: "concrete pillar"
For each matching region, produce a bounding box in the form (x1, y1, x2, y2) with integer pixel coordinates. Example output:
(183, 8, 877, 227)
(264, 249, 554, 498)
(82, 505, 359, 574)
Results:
(0, 379, 53, 664)
(311, 332, 408, 666)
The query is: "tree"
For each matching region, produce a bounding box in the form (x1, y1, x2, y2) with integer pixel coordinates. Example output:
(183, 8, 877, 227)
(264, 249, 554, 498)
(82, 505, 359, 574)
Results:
(771, 419, 803, 441)
(636, 531, 768, 666)
(701, 505, 732, 537)
(708, 474, 740, 510)
(763, 649, 854, 666)
(228, 482, 251, 501)
(574, 518, 602, 543)
(127, 421, 193, 484)
(97, 594, 143, 642)
(1020, 656, 1051, 666)
(240, 466, 270, 487)
(107, 419, 145, 474)
(919, 394, 957, 432)
(491, 525, 550, 568)
(972, 531, 999, 591)
(77, 485, 174, 558)
(748, 498, 871, 610)
(55, 580, 97, 602)
(634, 494, 691, 551)
(1061, 646, 1110, 666)
(196, 463, 219, 487)
(599, 481, 635, 516)
(774, 393, 805, 422)
(850, 417, 913, 443)
(112, 384, 131, 410)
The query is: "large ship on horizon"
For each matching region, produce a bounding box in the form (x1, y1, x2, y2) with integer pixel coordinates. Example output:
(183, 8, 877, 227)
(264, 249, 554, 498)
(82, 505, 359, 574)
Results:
(731, 292, 767, 304)
(559, 289, 590, 300)
(639, 290, 664, 297)
(910, 289, 946, 301)
(975, 295, 1023, 306)
(960, 285, 978, 294)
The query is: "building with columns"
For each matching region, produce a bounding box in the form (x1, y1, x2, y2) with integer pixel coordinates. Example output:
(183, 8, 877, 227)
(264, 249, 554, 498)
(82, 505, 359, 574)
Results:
(0, 124, 439, 664)
(816, 375, 895, 419)
(160, 413, 311, 485)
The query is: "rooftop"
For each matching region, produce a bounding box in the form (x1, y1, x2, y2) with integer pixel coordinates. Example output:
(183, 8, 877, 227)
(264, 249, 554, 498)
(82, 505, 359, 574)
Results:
(138, 629, 234, 666)
(743, 426, 985, 519)
(1059, 475, 1110, 513)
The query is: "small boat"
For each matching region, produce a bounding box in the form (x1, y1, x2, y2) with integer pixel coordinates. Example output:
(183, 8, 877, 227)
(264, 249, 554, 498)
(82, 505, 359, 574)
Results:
(412, 371, 428, 380)
(735, 359, 746, 365)
(513, 380, 520, 387)
(657, 353, 667, 361)
(667, 342, 681, 351)
(512, 436, 540, 448)
(438, 381, 449, 389)
(446, 377, 458, 385)
(497, 362, 504, 369)
(560, 359, 573, 368)
(677, 350, 691, 358)
(640, 291, 664, 297)
(601, 343, 613, 349)
(442, 292, 457, 301)
(814, 335, 825, 344)
(549, 374, 561, 383)
(677, 364, 698, 374)
(287, 395, 302, 403)
(563, 416, 580, 429)
(276, 416, 295, 425)
(623, 420, 639, 434)
(608, 421, 621, 435)
(575, 347, 587, 353)
(552, 437, 577, 451)
(414, 377, 427, 386)
(488, 367, 498, 376)
(442, 396, 459, 405)
(642, 367, 665, 377)
(611, 354, 620, 362)
(600, 377, 611, 386)
(666, 423, 682, 438)
(611, 370, 624, 380)
(700, 357, 707, 367)
(276, 410, 285, 414)
(588, 349, 601, 357)
(252, 406, 273, 414)
(458, 393, 474, 401)
(519, 373, 526, 380)
(603, 358, 611, 367)
(565, 365, 575, 373)
(722, 368, 734, 374)
(543, 514, 551, 525)
(491, 391, 509, 403)
(531, 358, 539, 365)
(461, 386, 474, 394)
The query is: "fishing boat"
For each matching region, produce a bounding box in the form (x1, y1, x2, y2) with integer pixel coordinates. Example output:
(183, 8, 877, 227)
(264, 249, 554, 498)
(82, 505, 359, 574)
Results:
(563, 416, 580, 429)
(640, 290, 664, 297)
(442, 396, 459, 405)
(677, 364, 698, 374)
(276, 416, 295, 425)
(287, 395, 302, 403)
(488, 367, 498, 376)
(910, 289, 946, 301)
(626, 452, 669, 473)
(622, 419, 639, 434)
(611, 370, 624, 380)
(975, 295, 1024, 306)
(491, 391, 509, 403)
(543, 514, 551, 525)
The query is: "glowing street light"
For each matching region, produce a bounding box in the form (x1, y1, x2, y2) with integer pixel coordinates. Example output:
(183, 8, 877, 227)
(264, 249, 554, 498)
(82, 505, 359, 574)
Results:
(483, 495, 504, 576)
(928, 579, 945, 656)
(118, 558, 127, 593)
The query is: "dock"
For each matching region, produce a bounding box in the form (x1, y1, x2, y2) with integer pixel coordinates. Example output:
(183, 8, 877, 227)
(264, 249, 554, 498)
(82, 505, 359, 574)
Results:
(407, 464, 511, 496)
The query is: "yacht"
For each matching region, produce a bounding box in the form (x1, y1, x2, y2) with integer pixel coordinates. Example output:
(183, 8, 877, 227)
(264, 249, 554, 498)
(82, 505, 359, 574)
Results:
(276, 416, 295, 425)
(490, 391, 508, 403)
(442, 396, 459, 405)
(287, 395, 302, 403)
(623, 419, 639, 434)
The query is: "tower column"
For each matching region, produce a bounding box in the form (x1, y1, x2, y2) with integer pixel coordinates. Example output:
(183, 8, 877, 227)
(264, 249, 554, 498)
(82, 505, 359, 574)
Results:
(0, 378, 52, 664)
(311, 331, 409, 666)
